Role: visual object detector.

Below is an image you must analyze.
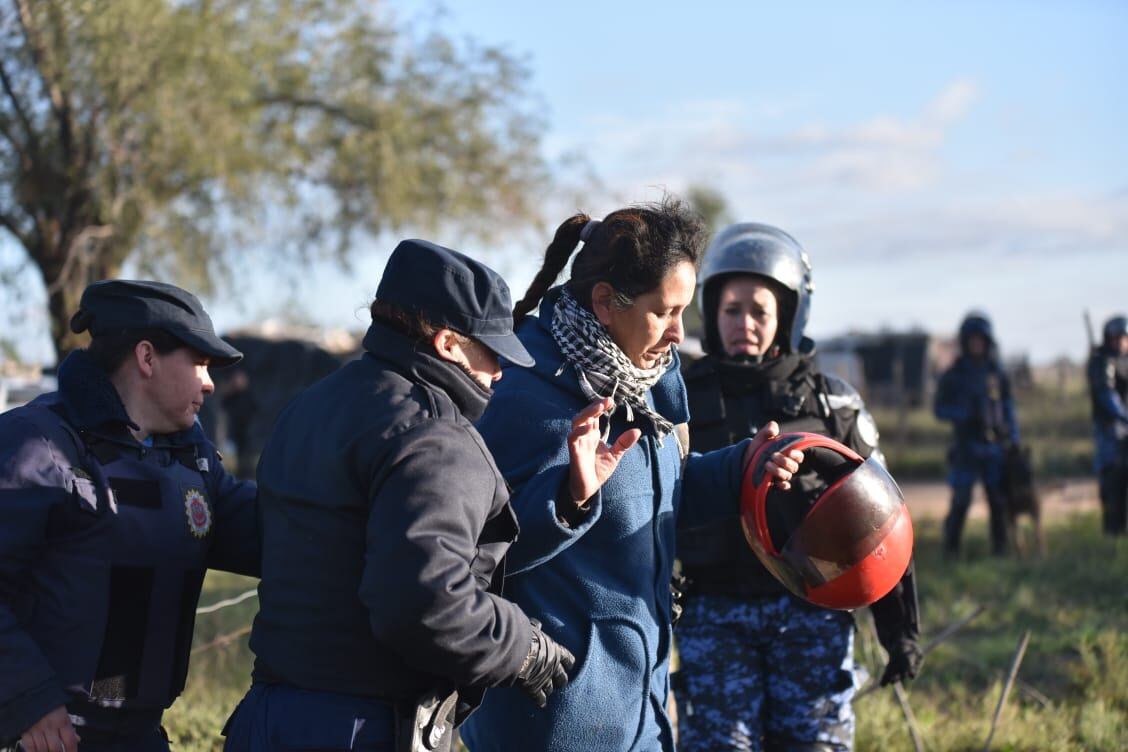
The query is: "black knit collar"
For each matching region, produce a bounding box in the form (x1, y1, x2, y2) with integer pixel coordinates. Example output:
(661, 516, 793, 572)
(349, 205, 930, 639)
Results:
(56, 349, 140, 432)
(362, 322, 492, 422)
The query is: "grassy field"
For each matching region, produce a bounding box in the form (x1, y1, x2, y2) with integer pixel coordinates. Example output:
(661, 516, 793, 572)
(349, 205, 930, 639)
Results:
(169, 507, 1127, 751)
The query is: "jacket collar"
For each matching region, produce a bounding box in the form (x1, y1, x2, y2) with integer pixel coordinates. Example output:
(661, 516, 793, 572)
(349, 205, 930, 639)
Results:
(362, 321, 492, 422)
(56, 349, 140, 433)
(519, 287, 690, 427)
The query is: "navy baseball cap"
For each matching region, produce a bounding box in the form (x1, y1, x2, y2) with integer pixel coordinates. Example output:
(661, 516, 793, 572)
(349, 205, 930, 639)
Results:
(71, 280, 243, 367)
(375, 239, 534, 367)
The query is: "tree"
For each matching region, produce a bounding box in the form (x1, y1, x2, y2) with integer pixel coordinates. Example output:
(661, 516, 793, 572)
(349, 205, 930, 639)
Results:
(0, 0, 546, 357)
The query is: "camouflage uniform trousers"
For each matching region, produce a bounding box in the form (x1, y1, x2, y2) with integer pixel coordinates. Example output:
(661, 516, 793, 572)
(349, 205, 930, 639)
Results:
(674, 593, 856, 751)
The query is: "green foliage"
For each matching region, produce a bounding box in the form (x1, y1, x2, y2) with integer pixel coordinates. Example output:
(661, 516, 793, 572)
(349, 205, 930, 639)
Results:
(0, 0, 546, 355)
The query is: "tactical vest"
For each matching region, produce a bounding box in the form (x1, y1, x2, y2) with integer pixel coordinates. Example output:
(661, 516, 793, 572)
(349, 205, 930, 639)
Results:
(679, 355, 844, 598)
(36, 408, 217, 712)
(1089, 350, 1128, 426)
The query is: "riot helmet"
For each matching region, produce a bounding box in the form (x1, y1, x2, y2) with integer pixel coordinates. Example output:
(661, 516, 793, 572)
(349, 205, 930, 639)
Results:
(740, 432, 914, 610)
(958, 311, 995, 354)
(1103, 315, 1128, 348)
(697, 223, 814, 356)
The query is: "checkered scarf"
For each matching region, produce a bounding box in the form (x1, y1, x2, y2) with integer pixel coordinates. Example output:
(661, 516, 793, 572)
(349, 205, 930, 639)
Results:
(550, 287, 675, 443)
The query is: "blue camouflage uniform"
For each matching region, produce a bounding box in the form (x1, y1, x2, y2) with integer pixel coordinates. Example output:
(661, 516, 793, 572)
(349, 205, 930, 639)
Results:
(933, 319, 1019, 555)
(1086, 325, 1128, 535)
(0, 349, 259, 750)
(675, 351, 920, 752)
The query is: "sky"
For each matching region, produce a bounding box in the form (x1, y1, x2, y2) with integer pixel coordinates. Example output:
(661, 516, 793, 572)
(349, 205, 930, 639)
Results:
(2, 0, 1126, 364)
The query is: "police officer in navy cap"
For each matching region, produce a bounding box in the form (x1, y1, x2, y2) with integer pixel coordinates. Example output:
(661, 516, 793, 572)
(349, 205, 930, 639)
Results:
(223, 239, 574, 752)
(0, 280, 259, 752)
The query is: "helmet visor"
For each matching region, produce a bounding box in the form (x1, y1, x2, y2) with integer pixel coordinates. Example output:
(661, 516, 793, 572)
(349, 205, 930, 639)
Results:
(778, 457, 906, 588)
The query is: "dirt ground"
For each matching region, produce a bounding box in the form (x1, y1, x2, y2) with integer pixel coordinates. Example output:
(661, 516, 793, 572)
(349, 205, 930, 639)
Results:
(901, 477, 1099, 520)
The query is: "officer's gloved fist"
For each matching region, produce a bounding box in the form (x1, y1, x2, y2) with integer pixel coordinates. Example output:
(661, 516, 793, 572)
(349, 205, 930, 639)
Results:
(514, 619, 575, 708)
(880, 639, 924, 686)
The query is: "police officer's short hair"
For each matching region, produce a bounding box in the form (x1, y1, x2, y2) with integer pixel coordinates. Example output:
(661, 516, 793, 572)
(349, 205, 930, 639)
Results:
(85, 327, 187, 374)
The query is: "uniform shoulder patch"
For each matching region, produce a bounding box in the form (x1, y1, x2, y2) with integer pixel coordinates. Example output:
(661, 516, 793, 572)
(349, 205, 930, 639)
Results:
(855, 409, 881, 450)
(822, 374, 864, 412)
(183, 487, 212, 538)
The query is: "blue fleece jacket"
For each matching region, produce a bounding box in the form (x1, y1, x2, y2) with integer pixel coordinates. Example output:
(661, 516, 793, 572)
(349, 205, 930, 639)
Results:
(461, 290, 748, 752)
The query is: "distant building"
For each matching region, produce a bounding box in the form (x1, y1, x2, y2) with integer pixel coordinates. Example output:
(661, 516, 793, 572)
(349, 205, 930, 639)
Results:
(816, 331, 950, 408)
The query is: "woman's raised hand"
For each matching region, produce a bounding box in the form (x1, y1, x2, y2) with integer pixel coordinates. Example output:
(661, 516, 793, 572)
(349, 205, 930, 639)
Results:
(742, 421, 805, 491)
(567, 398, 641, 505)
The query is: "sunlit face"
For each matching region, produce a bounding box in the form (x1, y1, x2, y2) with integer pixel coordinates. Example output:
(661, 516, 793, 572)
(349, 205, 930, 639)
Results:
(146, 347, 214, 433)
(1114, 334, 1128, 356)
(594, 260, 696, 369)
(717, 277, 780, 358)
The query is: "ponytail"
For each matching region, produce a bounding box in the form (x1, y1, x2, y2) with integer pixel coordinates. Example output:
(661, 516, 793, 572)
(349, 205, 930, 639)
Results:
(513, 213, 590, 324)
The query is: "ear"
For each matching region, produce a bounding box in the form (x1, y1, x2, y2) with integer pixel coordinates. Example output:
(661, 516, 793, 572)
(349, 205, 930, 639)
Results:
(590, 282, 617, 326)
(133, 340, 156, 378)
(431, 329, 462, 365)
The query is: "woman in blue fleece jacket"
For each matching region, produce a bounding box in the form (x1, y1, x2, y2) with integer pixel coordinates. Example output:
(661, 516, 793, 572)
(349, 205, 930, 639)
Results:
(461, 198, 801, 752)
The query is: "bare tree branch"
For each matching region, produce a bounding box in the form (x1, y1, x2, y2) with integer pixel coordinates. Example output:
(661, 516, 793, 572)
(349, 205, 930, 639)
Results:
(982, 631, 1031, 752)
(255, 92, 378, 130)
(45, 222, 115, 294)
(0, 57, 38, 151)
(14, 0, 78, 161)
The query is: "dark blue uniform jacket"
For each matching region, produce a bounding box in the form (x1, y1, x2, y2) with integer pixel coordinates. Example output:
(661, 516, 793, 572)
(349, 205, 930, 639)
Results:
(1087, 347, 1128, 471)
(0, 350, 258, 741)
(934, 355, 1019, 452)
(247, 322, 531, 707)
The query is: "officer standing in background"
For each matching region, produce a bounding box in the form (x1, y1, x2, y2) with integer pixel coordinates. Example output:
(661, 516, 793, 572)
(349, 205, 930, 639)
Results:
(223, 240, 573, 752)
(933, 312, 1020, 557)
(1087, 315, 1128, 536)
(675, 223, 921, 752)
(0, 281, 259, 752)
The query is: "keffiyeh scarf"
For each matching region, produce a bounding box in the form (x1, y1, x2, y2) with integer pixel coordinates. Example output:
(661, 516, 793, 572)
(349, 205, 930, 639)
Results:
(550, 287, 675, 443)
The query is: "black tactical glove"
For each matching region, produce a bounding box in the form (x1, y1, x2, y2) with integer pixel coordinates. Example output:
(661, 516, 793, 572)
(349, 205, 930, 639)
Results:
(880, 638, 924, 686)
(514, 620, 575, 708)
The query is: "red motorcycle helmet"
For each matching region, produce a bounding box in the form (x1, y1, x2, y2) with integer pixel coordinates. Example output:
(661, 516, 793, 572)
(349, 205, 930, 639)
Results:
(741, 432, 913, 610)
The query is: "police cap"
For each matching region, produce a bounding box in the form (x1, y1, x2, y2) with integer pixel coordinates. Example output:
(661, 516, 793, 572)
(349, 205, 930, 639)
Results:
(375, 239, 534, 367)
(70, 279, 243, 367)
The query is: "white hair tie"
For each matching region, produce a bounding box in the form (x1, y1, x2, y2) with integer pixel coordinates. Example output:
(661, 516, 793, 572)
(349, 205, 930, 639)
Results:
(580, 219, 601, 243)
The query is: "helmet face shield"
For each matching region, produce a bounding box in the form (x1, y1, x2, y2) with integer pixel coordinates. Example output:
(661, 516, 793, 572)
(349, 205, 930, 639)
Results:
(741, 434, 914, 610)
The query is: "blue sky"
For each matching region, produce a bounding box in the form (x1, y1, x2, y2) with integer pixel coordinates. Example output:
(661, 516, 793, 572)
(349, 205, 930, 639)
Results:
(3, 1, 1125, 364)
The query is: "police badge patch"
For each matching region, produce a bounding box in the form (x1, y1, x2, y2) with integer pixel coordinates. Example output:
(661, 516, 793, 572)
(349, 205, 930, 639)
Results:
(184, 488, 212, 538)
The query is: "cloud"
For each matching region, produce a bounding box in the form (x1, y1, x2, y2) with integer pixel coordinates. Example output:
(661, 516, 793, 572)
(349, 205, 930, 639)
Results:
(571, 78, 985, 197)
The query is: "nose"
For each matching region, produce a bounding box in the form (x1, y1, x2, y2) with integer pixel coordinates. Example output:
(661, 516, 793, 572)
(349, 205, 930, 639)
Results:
(492, 367, 503, 383)
(668, 315, 685, 345)
(200, 367, 215, 395)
